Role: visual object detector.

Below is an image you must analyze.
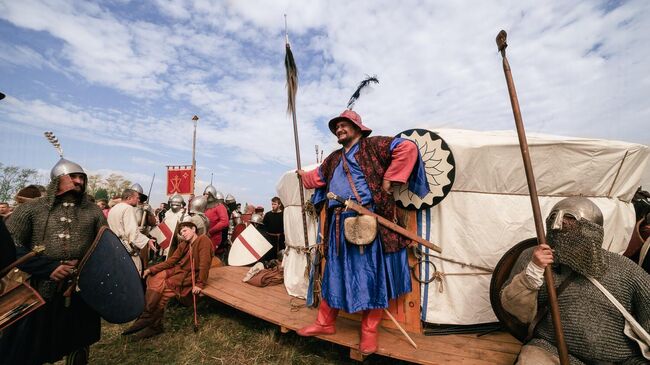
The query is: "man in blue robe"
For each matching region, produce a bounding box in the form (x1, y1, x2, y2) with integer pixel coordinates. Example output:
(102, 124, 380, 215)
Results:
(296, 109, 429, 354)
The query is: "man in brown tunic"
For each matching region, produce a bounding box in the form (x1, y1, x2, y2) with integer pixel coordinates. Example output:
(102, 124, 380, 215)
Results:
(122, 221, 212, 339)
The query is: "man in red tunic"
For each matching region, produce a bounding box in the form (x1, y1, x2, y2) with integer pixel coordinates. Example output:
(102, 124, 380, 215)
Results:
(203, 185, 229, 255)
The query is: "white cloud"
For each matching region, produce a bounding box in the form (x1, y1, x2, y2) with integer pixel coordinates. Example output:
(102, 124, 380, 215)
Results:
(1, 0, 648, 204)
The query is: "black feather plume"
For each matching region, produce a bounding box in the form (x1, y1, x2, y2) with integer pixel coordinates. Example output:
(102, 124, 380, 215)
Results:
(44, 131, 63, 157)
(346, 75, 379, 110)
(285, 43, 298, 115)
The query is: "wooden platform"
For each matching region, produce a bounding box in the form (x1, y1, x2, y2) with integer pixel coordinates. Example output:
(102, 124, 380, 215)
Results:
(202, 266, 521, 364)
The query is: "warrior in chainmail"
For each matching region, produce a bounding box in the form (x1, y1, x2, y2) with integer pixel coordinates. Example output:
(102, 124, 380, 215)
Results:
(501, 197, 650, 364)
(0, 156, 106, 365)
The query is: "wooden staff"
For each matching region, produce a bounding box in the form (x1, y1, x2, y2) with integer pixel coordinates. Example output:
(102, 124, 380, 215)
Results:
(496, 30, 569, 364)
(383, 309, 417, 349)
(284, 15, 310, 249)
(188, 239, 199, 332)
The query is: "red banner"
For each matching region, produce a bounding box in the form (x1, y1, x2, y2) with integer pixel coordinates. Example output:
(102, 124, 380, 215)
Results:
(166, 166, 194, 195)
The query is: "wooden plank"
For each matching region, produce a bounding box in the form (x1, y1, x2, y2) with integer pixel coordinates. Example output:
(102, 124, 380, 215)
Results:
(404, 208, 422, 334)
(202, 266, 520, 365)
(349, 348, 365, 362)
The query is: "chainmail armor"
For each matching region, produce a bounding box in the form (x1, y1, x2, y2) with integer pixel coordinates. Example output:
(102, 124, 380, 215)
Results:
(6, 177, 106, 298)
(510, 245, 650, 364)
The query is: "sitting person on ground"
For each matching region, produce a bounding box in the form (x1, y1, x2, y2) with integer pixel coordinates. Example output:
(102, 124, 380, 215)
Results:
(122, 221, 212, 339)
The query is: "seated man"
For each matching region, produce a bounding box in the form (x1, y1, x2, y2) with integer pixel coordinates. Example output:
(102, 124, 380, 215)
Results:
(122, 221, 212, 339)
(501, 197, 650, 364)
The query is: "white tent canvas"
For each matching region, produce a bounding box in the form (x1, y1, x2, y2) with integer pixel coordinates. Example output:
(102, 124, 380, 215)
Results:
(276, 164, 319, 299)
(416, 128, 648, 324)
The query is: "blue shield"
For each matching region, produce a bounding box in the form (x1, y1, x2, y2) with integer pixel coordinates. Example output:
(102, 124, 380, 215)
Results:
(77, 226, 144, 323)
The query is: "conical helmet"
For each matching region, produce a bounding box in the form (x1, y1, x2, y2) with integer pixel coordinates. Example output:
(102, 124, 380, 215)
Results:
(190, 195, 208, 213)
(50, 157, 85, 180)
(225, 194, 236, 204)
(204, 185, 217, 197)
(130, 183, 144, 194)
(169, 193, 185, 205)
(130, 183, 148, 202)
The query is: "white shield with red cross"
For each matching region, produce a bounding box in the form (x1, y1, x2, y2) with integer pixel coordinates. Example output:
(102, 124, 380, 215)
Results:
(228, 225, 272, 266)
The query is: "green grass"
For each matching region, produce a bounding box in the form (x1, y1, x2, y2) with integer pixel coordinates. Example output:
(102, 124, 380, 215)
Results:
(76, 299, 415, 365)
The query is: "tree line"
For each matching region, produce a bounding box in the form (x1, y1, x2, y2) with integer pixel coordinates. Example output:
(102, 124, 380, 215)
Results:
(0, 162, 131, 202)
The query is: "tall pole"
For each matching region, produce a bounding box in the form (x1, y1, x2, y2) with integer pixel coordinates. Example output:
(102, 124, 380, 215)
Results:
(285, 16, 310, 249)
(191, 115, 199, 196)
(496, 30, 569, 365)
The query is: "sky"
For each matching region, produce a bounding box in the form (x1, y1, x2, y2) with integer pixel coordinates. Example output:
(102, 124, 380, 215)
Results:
(0, 0, 648, 208)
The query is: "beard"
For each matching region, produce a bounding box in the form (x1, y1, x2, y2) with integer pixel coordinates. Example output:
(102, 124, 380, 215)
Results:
(546, 217, 608, 278)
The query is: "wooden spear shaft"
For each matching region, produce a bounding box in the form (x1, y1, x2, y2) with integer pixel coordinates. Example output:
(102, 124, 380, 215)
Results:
(496, 30, 569, 365)
(285, 16, 310, 249)
(383, 309, 417, 349)
(188, 239, 199, 332)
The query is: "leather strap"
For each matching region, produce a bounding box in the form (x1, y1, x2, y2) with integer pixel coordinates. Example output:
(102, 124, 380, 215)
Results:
(341, 150, 363, 204)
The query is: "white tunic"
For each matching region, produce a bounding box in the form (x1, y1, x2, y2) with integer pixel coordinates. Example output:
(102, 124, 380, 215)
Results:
(107, 202, 150, 273)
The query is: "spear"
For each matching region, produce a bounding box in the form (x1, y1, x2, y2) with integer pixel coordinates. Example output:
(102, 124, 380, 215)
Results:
(284, 15, 310, 250)
(139, 173, 156, 229)
(496, 30, 569, 364)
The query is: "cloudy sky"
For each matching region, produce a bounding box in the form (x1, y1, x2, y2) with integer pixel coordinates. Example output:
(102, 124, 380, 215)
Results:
(0, 0, 648, 207)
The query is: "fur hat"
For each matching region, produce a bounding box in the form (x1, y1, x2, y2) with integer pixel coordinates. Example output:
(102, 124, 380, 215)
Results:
(14, 185, 44, 204)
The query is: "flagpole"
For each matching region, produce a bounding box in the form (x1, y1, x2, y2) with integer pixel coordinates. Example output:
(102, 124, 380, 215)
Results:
(285, 15, 310, 249)
(191, 115, 199, 196)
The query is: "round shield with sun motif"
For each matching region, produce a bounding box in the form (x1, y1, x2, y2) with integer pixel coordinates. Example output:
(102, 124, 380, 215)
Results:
(393, 129, 455, 210)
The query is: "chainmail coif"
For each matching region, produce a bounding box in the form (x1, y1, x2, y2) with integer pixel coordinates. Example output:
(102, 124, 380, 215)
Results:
(6, 176, 106, 298)
(546, 217, 608, 279)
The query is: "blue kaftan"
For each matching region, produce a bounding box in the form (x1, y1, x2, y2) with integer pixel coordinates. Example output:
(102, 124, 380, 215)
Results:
(314, 139, 428, 313)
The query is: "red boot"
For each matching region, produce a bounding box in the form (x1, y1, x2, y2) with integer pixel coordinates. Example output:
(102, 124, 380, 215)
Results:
(296, 300, 339, 336)
(359, 308, 383, 355)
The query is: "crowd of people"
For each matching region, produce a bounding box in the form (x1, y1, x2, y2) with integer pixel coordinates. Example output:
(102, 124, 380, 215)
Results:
(0, 154, 286, 364)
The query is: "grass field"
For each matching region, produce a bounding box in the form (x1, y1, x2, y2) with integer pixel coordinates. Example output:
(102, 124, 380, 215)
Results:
(77, 298, 414, 365)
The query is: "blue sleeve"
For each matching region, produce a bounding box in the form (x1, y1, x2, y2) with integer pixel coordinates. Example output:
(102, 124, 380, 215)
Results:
(16, 245, 59, 279)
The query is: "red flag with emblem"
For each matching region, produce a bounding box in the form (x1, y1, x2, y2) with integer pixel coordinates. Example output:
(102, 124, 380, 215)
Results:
(166, 165, 194, 195)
